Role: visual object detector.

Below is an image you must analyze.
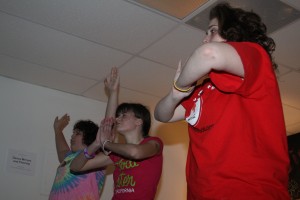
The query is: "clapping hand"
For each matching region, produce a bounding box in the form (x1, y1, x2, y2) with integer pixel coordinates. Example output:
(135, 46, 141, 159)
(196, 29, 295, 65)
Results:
(172, 60, 195, 98)
(54, 114, 70, 133)
(94, 117, 116, 148)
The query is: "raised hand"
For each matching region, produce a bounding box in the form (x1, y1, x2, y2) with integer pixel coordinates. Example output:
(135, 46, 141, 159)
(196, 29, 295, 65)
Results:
(53, 114, 71, 162)
(100, 117, 115, 143)
(104, 67, 120, 95)
(53, 114, 70, 133)
(94, 117, 115, 149)
(172, 60, 195, 98)
(174, 60, 183, 83)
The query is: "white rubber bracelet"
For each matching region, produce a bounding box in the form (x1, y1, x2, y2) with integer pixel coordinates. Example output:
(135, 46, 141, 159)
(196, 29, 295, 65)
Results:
(102, 140, 112, 156)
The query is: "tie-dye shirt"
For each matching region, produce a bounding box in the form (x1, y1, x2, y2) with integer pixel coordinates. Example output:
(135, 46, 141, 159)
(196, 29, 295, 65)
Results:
(49, 151, 105, 200)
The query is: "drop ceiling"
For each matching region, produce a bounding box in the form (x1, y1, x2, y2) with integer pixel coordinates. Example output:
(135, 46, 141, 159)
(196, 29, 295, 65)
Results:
(0, 0, 300, 135)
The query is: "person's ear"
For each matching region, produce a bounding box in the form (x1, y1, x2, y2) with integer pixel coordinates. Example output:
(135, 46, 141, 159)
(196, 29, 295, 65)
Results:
(135, 118, 143, 126)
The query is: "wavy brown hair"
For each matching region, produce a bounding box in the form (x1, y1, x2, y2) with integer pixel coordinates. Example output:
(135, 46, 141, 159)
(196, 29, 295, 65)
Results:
(116, 103, 151, 138)
(210, 2, 277, 69)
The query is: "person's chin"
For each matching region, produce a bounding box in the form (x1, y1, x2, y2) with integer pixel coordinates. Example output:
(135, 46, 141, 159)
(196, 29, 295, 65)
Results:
(116, 127, 122, 133)
(71, 146, 77, 152)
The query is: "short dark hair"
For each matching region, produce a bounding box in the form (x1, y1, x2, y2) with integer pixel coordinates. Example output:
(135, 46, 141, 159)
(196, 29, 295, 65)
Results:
(73, 120, 99, 146)
(210, 2, 277, 69)
(116, 103, 151, 137)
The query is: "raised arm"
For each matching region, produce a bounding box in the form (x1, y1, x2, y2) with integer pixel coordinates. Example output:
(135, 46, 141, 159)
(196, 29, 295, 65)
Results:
(175, 42, 244, 89)
(154, 61, 192, 122)
(155, 42, 244, 123)
(104, 67, 119, 118)
(53, 114, 71, 163)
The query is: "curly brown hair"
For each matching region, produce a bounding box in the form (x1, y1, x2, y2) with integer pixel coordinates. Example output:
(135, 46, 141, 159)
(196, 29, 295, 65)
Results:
(210, 2, 277, 69)
(73, 120, 99, 146)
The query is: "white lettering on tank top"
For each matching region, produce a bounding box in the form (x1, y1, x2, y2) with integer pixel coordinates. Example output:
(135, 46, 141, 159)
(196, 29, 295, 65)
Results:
(186, 84, 215, 126)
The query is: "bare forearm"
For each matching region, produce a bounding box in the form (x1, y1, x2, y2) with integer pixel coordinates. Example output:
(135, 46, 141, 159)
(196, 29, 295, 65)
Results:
(105, 91, 118, 118)
(70, 143, 100, 172)
(104, 67, 120, 118)
(154, 92, 182, 122)
(54, 130, 70, 162)
(103, 142, 142, 160)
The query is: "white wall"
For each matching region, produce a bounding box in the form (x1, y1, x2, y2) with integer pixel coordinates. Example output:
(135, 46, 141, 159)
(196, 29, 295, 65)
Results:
(0, 76, 188, 200)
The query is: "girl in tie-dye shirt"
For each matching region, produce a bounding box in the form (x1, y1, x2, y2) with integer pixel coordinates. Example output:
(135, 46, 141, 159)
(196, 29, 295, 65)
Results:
(49, 115, 106, 200)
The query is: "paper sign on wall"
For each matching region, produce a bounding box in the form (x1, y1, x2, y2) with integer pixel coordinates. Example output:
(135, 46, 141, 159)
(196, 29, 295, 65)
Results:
(6, 149, 36, 176)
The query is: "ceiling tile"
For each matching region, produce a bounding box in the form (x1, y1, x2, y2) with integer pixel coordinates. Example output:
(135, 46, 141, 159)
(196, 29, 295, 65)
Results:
(0, 0, 178, 54)
(134, 0, 208, 19)
(0, 54, 97, 94)
(0, 12, 131, 80)
(286, 122, 300, 135)
(83, 82, 161, 112)
(278, 71, 300, 109)
(119, 88, 161, 113)
(276, 64, 293, 77)
(82, 82, 107, 103)
(282, 0, 300, 10)
(140, 25, 204, 68)
(119, 57, 176, 97)
(271, 19, 300, 70)
(186, 0, 300, 34)
(282, 104, 300, 131)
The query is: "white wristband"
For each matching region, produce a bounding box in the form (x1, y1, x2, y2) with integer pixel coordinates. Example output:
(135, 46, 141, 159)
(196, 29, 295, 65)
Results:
(102, 140, 112, 156)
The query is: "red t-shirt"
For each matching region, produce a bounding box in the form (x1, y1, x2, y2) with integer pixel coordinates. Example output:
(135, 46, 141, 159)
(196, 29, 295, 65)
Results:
(109, 137, 163, 200)
(182, 42, 290, 199)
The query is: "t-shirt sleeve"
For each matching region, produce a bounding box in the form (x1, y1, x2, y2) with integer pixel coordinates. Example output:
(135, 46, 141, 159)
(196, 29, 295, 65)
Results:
(143, 137, 164, 155)
(109, 152, 118, 162)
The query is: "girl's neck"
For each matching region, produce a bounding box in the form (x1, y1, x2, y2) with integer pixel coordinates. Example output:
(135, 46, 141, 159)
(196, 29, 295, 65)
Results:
(125, 134, 144, 144)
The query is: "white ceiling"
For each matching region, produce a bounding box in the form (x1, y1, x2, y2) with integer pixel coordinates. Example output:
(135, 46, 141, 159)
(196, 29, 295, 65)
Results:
(0, 0, 300, 135)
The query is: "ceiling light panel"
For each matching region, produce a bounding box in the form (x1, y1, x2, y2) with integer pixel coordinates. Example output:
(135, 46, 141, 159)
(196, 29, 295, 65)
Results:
(186, 0, 300, 34)
(135, 0, 209, 19)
